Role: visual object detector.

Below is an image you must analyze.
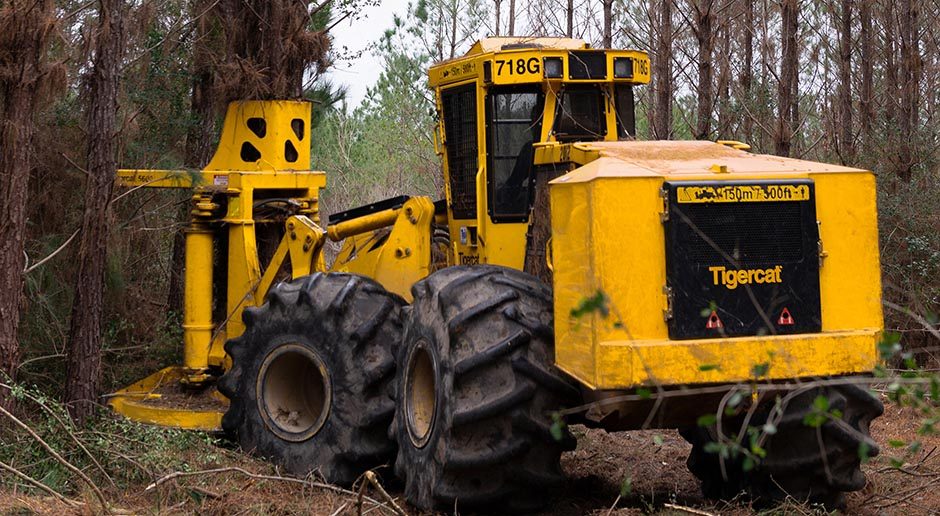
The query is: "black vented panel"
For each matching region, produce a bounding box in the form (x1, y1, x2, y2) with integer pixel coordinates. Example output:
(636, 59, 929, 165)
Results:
(569, 51, 607, 79)
(663, 180, 822, 340)
(441, 85, 478, 219)
(680, 201, 804, 263)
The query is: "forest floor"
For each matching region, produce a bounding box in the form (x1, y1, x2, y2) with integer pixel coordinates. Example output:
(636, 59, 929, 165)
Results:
(0, 398, 937, 516)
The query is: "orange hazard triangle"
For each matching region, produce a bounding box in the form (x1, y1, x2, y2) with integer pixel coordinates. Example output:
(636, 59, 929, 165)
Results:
(706, 310, 724, 329)
(778, 307, 795, 326)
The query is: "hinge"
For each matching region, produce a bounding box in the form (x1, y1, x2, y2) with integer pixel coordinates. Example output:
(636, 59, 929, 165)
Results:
(659, 188, 670, 223)
(663, 285, 674, 321)
(817, 220, 828, 267)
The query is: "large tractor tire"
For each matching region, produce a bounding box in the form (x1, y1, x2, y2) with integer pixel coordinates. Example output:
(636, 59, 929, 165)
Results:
(681, 383, 883, 509)
(218, 273, 405, 485)
(391, 265, 580, 512)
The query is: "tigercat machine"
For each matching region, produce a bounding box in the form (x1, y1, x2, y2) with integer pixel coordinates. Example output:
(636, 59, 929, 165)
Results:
(111, 37, 884, 512)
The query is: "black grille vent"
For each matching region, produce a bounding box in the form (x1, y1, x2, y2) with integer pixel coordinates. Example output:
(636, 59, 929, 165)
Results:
(675, 201, 804, 263)
(441, 85, 478, 219)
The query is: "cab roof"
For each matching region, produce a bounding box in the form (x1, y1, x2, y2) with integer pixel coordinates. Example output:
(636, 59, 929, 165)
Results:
(465, 37, 590, 56)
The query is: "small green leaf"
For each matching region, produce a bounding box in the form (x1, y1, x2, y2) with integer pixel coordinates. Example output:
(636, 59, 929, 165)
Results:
(697, 414, 718, 427)
(858, 441, 872, 464)
(549, 412, 565, 442)
(813, 395, 830, 412)
(620, 476, 632, 497)
(727, 391, 745, 408)
(699, 364, 720, 372)
(637, 388, 652, 400)
(803, 413, 826, 428)
(704, 442, 723, 454)
(888, 439, 907, 448)
(653, 434, 664, 446)
(751, 362, 770, 378)
(890, 458, 905, 469)
(570, 290, 610, 319)
(742, 456, 755, 472)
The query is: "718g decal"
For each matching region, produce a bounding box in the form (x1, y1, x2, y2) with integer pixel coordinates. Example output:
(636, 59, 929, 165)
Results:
(495, 57, 540, 76)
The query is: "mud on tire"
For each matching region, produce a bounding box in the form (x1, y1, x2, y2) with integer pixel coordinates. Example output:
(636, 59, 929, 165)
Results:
(218, 273, 405, 485)
(391, 265, 580, 512)
(681, 383, 884, 509)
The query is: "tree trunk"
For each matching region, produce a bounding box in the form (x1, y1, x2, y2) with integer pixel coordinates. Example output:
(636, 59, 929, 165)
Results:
(0, 0, 57, 411)
(898, 0, 919, 181)
(508, 0, 515, 35)
(652, 0, 674, 140)
(65, 0, 125, 424)
(837, 0, 853, 164)
(740, 0, 754, 142)
(858, 0, 873, 149)
(566, 0, 573, 37)
(716, 9, 731, 139)
(775, 0, 799, 156)
(693, 0, 715, 140)
(602, 0, 613, 47)
(493, 0, 501, 34)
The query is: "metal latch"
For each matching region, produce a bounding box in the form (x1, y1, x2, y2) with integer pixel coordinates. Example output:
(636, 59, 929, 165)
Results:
(663, 285, 674, 321)
(817, 221, 828, 267)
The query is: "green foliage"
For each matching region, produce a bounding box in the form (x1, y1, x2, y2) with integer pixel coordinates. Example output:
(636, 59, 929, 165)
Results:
(0, 382, 223, 497)
(570, 290, 611, 319)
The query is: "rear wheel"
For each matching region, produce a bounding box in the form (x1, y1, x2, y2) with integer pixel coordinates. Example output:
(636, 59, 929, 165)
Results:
(681, 383, 883, 509)
(391, 265, 580, 512)
(219, 273, 404, 485)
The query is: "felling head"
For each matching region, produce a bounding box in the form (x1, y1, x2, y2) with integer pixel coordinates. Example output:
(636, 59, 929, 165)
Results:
(205, 101, 311, 172)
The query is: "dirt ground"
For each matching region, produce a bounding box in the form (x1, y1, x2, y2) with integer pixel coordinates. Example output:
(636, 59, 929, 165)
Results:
(1, 399, 938, 515)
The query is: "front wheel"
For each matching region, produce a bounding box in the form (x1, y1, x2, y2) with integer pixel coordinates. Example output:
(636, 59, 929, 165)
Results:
(218, 273, 404, 485)
(391, 265, 580, 512)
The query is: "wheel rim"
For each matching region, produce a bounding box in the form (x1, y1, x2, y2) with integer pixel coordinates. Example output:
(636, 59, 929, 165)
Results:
(257, 343, 331, 442)
(405, 341, 437, 448)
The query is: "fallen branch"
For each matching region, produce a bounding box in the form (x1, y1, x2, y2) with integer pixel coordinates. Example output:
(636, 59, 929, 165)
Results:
(0, 404, 111, 514)
(0, 459, 82, 507)
(0, 382, 115, 489)
(364, 470, 407, 516)
(146, 467, 393, 513)
(663, 503, 717, 516)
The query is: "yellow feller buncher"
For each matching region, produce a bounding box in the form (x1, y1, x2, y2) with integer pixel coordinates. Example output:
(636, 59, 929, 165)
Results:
(111, 38, 884, 511)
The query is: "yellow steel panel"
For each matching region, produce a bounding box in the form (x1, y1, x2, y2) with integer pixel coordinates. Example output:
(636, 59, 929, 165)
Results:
(588, 331, 879, 389)
(206, 101, 312, 172)
(551, 180, 598, 382)
(812, 172, 883, 331)
(116, 169, 201, 188)
(590, 177, 668, 341)
(108, 367, 224, 431)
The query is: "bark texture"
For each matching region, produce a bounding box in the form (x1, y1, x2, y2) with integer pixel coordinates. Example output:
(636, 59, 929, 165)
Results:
(652, 0, 674, 139)
(65, 0, 125, 424)
(693, 0, 715, 140)
(775, 0, 799, 156)
(0, 0, 57, 411)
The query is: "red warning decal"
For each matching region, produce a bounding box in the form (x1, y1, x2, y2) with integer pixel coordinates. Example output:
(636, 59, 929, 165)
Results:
(706, 310, 724, 329)
(778, 307, 795, 326)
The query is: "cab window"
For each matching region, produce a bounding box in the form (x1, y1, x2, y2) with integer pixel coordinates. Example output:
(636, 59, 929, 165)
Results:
(486, 88, 544, 222)
(552, 85, 605, 141)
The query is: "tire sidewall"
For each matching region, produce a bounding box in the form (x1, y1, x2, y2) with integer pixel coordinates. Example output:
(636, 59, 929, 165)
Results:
(396, 282, 453, 508)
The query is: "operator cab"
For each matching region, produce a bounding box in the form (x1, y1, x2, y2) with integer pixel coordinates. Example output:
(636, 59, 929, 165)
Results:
(429, 38, 650, 268)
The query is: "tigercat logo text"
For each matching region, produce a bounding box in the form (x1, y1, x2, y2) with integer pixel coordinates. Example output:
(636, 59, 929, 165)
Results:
(709, 266, 782, 290)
